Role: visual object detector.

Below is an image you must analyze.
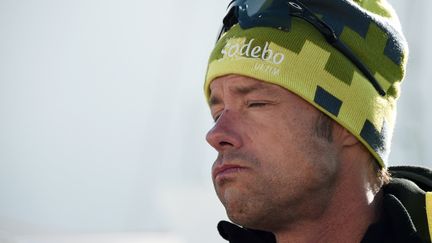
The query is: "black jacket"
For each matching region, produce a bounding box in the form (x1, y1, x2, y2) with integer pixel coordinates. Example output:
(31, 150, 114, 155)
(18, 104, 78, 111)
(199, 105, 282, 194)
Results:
(217, 166, 432, 243)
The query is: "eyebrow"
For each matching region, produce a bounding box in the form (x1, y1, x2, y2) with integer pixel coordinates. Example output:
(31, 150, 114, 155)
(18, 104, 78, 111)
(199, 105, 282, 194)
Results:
(209, 82, 272, 107)
(209, 96, 222, 107)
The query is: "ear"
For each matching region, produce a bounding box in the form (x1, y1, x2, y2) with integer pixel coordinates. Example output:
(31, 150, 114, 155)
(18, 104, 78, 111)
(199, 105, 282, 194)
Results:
(333, 123, 359, 147)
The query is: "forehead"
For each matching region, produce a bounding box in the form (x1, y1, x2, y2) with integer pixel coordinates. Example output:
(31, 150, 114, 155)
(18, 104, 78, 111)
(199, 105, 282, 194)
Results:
(209, 75, 276, 96)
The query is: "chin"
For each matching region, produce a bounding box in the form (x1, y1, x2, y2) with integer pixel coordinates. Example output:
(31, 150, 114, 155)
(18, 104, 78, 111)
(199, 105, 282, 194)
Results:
(227, 212, 253, 227)
(225, 204, 264, 229)
(224, 199, 287, 232)
(228, 214, 272, 231)
(224, 201, 250, 223)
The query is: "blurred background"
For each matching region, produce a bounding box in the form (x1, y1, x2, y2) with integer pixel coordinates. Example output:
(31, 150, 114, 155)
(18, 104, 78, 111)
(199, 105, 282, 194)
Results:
(0, 0, 430, 243)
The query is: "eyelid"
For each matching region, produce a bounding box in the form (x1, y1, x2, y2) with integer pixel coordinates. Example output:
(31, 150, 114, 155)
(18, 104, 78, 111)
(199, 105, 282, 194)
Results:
(211, 109, 223, 122)
(246, 100, 273, 107)
(213, 114, 221, 122)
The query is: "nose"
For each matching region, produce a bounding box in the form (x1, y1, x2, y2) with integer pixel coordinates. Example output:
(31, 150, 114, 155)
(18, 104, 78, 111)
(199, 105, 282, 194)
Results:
(206, 109, 243, 152)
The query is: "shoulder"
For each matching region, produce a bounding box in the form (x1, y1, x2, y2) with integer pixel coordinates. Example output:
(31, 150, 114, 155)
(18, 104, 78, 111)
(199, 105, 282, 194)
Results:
(376, 166, 432, 243)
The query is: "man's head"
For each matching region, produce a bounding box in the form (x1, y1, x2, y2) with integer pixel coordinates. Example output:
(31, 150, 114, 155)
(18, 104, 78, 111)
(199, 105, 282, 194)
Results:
(204, 0, 406, 233)
(207, 74, 388, 231)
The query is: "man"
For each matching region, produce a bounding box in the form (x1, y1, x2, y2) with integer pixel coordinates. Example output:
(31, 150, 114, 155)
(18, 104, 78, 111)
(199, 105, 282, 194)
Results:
(203, 0, 432, 242)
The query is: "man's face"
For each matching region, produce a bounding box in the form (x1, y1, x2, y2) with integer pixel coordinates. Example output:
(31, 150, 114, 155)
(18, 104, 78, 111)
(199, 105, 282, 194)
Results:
(206, 75, 342, 231)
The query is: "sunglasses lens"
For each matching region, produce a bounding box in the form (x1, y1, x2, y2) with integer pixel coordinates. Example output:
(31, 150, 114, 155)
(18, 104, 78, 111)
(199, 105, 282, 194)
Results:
(244, 0, 267, 17)
(241, 0, 293, 30)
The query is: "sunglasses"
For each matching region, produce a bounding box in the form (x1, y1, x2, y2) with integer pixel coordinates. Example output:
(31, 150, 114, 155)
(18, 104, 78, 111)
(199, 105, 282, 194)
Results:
(216, 0, 386, 96)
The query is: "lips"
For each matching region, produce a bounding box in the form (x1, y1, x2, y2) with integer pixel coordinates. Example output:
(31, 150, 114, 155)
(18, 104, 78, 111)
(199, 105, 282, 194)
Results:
(212, 164, 247, 180)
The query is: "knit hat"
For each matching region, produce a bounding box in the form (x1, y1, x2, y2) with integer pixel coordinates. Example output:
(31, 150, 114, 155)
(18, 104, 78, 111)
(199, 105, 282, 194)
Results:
(204, 0, 408, 167)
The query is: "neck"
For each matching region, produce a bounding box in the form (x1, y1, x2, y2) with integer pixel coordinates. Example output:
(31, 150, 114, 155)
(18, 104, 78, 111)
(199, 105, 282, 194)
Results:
(273, 159, 382, 243)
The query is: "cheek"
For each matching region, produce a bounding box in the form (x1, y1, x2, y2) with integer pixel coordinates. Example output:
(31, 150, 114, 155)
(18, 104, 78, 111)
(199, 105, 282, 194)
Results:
(254, 117, 315, 159)
(254, 115, 335, 179)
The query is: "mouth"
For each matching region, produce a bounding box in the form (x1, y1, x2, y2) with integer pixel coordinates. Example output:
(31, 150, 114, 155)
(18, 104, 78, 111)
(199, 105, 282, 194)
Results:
(213, 164, 248, 181)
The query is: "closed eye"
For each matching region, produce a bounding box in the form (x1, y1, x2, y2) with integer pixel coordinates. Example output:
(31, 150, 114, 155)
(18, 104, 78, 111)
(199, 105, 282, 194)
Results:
(212, 110, 224, 122)
(247, 101, 272, 108)
(213, 114, 221, 122)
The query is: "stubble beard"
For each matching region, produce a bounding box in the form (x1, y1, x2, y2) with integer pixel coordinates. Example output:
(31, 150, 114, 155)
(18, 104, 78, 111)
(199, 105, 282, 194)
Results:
(214, 144, 340, 233)
(213, 113, 341, 232)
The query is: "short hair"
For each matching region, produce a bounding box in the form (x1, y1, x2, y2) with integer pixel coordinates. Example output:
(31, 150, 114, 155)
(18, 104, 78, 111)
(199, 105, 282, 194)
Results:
(314, 112, 334, 143)
(371, 157, 391, 192)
